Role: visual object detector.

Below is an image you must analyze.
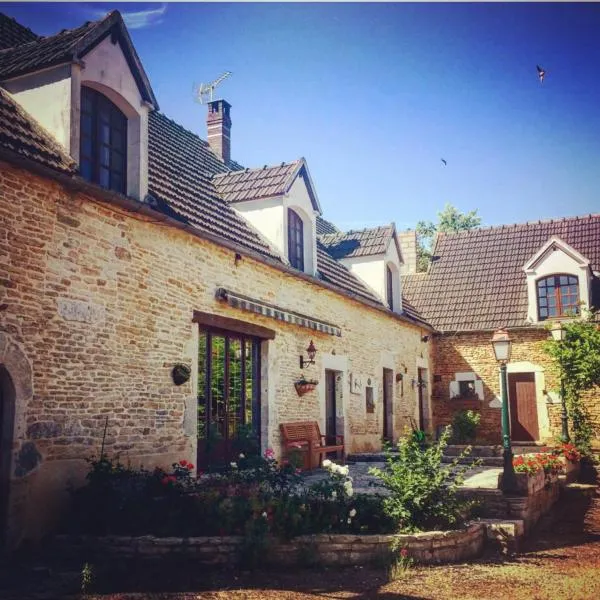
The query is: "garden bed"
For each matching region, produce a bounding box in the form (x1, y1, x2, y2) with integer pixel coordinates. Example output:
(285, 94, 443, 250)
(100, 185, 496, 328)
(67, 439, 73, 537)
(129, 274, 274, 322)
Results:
(52, 522, 485, 567)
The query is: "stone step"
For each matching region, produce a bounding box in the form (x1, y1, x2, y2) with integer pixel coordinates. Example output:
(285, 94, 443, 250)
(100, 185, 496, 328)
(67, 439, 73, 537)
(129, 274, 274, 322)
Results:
(444, 444, 551, 458)
(442, 455, 504, 467)
(478, 518, 525, 556)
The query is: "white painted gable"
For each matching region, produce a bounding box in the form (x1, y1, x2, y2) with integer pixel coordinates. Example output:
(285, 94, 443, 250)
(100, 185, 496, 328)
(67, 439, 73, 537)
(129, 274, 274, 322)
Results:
(523, 236, 592, 322)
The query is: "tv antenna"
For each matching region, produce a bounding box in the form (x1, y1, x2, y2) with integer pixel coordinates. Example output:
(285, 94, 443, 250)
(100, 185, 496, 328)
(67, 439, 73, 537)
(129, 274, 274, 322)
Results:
(193, 71, 232, 104)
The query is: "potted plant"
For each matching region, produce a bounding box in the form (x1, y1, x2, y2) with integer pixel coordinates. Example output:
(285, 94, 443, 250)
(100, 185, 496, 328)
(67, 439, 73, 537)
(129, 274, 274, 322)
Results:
(294, 377, 319, 396)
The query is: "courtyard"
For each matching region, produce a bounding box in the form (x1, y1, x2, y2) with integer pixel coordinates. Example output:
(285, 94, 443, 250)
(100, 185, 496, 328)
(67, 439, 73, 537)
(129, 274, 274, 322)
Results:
(0, 473, 597, 599)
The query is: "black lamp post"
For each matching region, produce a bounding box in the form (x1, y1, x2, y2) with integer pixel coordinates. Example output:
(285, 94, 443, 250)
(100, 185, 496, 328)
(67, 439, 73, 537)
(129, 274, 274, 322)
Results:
(491, 328, 518, 495)
(550, 322, 570, 443)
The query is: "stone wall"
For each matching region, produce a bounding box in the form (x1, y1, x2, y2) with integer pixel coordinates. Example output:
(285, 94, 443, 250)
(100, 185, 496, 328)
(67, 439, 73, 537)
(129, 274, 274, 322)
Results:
(458, 480, 560, 534)
(432, 330, 600, 445)
(0, 162, 432, 546)
(52, 523, 485, 567)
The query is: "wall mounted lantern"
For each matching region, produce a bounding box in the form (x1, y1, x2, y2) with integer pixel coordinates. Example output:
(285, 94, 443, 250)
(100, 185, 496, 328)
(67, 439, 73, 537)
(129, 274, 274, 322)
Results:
(300, 340, 317, 369)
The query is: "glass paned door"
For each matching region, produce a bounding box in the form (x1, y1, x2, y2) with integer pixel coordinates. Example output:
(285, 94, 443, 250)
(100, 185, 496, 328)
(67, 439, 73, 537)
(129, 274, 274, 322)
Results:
(197, 329, 261, 469)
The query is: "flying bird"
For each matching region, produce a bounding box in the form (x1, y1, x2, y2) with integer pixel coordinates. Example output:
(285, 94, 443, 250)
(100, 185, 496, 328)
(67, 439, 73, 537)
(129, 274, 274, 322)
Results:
(441, 159, 447, 166)
(536, 65, 546, 84)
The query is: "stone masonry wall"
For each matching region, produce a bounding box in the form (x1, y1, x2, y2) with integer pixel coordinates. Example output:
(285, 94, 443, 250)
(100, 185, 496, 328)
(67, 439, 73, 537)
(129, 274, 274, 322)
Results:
(0, 162, 431, 545)
(53, 523, 485, 567)
(432, 330, 600, 445)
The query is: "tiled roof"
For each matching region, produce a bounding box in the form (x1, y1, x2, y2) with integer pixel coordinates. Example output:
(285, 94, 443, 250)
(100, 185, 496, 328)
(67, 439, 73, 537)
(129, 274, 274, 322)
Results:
(403, 215, 600, 332)
(316, 242, 383, 304)
(213, 161, 301, 203)
(316, 216, 339, 236)
(0, 86, 75, 174)
(147, 111, 281, 260)
(0, 13, 39, 50)
(0, 14, 430, 330)
(0, 18, 97, 79)
(0, 11, 157, 108)
(319, 225, 394, 259)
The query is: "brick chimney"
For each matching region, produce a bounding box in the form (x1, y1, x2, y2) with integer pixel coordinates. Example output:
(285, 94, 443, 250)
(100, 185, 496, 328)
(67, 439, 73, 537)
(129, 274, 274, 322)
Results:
(398, 230, 418, 274)
(207, 99, 231, 164)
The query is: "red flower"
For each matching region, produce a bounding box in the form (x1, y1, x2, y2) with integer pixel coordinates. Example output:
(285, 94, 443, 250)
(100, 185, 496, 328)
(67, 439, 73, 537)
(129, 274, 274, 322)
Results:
(400, 548, 409, 558)
(187, 463, 194, 470)
(179, 459, 188, 467)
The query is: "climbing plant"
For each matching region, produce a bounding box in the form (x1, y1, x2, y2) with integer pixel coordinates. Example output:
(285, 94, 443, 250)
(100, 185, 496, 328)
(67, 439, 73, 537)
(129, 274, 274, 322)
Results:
(543, 311, 600, 456)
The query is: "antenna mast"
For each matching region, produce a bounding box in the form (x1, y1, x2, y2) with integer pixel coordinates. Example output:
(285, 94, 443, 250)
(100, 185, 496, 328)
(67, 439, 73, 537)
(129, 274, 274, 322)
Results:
(194, 71, 232, 104)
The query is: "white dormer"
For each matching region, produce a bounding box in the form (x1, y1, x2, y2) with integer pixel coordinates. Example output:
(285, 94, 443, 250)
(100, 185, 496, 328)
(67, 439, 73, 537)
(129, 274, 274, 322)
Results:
(319, 225, 404, 313)
(523, 236, 592, 323)
(213, 159, 321, 276)
(1, 12, 158, 200)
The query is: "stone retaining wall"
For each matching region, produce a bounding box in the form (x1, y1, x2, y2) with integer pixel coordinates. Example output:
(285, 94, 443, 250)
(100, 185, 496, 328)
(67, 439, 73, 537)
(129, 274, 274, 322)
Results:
(53, 523, 484, 567)
(459, 480, 560, 533)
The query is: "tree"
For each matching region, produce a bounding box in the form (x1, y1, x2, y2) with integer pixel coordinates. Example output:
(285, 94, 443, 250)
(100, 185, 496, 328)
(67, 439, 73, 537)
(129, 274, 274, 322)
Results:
(543, 313, 600, 456)
(416, 204, 482, 272)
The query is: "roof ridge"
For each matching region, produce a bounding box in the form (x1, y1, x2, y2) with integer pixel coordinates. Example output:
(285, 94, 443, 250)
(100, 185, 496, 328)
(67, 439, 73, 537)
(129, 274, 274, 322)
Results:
(440, 213, 600, 237)
(0, 14, 100, 56)
(212, 158, 302, 179)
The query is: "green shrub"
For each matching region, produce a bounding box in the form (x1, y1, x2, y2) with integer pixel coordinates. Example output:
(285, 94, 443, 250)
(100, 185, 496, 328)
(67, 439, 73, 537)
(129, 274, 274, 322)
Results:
(369, 426, 478, 532)
(451, 410, 481, 443)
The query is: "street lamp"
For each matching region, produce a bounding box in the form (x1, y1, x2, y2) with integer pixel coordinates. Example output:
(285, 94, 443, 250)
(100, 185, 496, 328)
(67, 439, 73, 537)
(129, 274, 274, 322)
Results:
(550, 322, 570, 443)
(491, 328, 518, 494)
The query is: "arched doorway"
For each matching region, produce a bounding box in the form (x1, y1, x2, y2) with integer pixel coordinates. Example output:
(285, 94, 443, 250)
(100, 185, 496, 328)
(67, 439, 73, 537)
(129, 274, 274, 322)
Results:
(0, 366, 16, 548)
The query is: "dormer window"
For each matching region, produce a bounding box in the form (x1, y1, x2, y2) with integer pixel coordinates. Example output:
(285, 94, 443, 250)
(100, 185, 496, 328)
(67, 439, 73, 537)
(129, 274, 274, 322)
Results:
(386, 265, 394, 310)
(288, 208, 304, 270)
(537, 274, 579, 320)
(80, 86, 127, 194)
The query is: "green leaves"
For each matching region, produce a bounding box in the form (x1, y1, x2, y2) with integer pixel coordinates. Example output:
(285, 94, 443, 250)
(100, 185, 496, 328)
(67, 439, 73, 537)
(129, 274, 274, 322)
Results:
(415, 203, 482, 272)
(543, 312, 600, 456)
(369, 427, 477, 532)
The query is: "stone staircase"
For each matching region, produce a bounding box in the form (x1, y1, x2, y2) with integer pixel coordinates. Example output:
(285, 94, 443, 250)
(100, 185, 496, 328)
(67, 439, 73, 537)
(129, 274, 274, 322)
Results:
(348, 444, 552, 467)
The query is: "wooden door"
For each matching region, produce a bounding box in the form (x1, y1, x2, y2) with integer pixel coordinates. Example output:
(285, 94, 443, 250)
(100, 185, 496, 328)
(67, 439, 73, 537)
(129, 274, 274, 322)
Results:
(382, 368, 394, 442)
(325, 370, 337, 440)
(508, 372, 539, 441)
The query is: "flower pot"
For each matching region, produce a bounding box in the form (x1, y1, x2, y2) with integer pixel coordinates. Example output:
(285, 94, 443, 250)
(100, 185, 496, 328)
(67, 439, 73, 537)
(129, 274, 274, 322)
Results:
(294, 381, 318, 396)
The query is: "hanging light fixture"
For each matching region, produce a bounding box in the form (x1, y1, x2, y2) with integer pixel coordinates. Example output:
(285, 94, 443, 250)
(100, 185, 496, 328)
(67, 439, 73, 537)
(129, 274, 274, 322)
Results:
(300, 340, 317, 369)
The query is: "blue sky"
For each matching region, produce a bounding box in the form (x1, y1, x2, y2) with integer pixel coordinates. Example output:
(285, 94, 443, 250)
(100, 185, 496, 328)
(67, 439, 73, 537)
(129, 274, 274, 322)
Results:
(2, 3, 599, 231)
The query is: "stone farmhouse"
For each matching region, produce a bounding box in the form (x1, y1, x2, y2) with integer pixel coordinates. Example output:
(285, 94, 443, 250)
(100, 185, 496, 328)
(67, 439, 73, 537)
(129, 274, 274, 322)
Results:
(404, 218, 600, 444)
(0, 10, 598, 551)
(0, 11, 432, 548)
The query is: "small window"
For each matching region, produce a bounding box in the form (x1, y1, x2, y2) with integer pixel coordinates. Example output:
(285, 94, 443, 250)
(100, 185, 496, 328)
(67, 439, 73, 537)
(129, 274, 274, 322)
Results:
(458, 380, 477, 397)
(537, 274, 579, 320)
(386, 265, 394, 310)
(80, 87, 127, 194)
(288, 208, 304, 271)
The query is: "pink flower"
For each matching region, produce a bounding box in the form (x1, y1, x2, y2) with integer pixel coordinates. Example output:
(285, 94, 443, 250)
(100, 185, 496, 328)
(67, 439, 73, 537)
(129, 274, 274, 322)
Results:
(400, 548, 409, 558)
(264, 448, 275, 459)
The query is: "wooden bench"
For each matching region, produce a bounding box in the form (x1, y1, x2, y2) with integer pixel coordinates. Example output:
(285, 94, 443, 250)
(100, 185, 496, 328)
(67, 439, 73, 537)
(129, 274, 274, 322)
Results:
(280, 421, 344, 470)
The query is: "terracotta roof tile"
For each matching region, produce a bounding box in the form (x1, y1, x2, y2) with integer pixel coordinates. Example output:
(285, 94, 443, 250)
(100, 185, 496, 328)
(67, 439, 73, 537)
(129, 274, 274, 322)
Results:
(0, 13, 39, 50)
(0, 86, 75, 174)
(147, 111, 280, 260)
(316, 216, 339, 236)
(403, 216, 600, 332)
(319, 225, 394, 259)
(213, 161, 301, 203)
